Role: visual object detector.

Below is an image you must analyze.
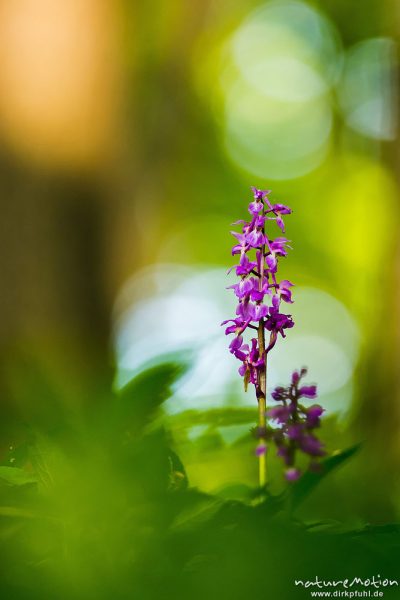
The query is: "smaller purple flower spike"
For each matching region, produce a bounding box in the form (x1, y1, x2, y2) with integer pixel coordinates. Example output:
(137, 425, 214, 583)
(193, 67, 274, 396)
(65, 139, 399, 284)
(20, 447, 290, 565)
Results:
(267, 369, 325, 480)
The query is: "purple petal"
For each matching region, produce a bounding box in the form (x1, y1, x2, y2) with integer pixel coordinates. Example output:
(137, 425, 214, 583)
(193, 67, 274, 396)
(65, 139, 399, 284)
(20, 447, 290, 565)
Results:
(248, 201, 263, 215)
(285, 468, 301, 482)
(305, 404, 324, 427)
(231, 244, 243, 256)
(236, 301, 252, 321)
(251, 186, 271, 200)
(269, 237, 290, 255)
(299, 385, 317, 399)
(237, 278, 253, 297)
(254, 214, 266, 227)
(250, 289, 266, 302)
(271, 295, 280, 311)
(276, 216, 285, 232)
(230, 231, 245, 242)
(250, 303, 268, 321)
(236, 254, 257, 276)
(266, 406, 290, 424)
(307, 404, 324, 418)
(246, 230, 265, 248)
(238, 364, 247, 376)
(271, 386, 287, 401)
(287, 424, 304, 440)
(299, 435, 324, 456)
(224, 325, 236, 335)
(291, 370, 300, 385)
(272, 203, 292, 215)
(280, 279, 293, 289)
(229, 335, 243, 353)
(255, 443, 267, 456)
(266, 254, 277, 272)
(278, 279, 294, 303)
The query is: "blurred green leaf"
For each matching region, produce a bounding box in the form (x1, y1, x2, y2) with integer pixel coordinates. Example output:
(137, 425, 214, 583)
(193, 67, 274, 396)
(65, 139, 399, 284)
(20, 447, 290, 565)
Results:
(114, 362, 186, 433)
(0, 466, 38, 487)
(171, 491, 223, 531)
(169, 408, 256, 430)
(289, 444, 361, 510)
(351, 523, 400, 536)
(0, 506, 38, 518)
(214, 483, 255, 502)
(168, 449, 189, 490)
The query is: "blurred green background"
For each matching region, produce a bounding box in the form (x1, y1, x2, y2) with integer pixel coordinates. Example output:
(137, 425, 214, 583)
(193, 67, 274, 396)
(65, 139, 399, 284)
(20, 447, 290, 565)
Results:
(0, 1, 400, 598)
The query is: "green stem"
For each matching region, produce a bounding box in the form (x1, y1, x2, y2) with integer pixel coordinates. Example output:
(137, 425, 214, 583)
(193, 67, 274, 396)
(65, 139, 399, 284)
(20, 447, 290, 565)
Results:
(257, 319, 267, 487)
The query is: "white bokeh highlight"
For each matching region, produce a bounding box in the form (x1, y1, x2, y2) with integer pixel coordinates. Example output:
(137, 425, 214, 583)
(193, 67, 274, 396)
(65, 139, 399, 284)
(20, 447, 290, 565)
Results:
(114, 264, 360, 416)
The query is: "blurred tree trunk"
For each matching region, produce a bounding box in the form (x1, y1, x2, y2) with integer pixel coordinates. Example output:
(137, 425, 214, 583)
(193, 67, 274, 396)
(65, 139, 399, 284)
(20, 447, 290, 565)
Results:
(0, 160, 114, 435)
(0, 0, 121, 439)
(0, 0, 212, 441)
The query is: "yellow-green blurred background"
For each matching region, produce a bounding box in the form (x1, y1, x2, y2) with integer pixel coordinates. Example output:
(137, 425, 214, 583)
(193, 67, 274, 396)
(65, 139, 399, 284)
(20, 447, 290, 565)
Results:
(1, 0, 400, 529)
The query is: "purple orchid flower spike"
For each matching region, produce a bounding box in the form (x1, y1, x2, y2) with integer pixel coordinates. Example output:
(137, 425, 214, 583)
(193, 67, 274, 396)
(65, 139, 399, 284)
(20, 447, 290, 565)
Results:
(222, 185, 298, 486)
(223, 186, 326, 485)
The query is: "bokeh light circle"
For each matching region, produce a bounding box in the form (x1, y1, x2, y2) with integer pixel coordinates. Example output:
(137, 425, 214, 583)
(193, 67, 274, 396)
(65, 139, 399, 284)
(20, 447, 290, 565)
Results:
(218, 1, 342, 180)
(339, 37, 397, 140)
(114, 266, 360, 416)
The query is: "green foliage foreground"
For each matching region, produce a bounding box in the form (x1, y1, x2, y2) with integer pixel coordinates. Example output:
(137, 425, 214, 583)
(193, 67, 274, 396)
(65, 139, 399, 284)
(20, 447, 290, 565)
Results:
(0, 363, 399, 600)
